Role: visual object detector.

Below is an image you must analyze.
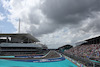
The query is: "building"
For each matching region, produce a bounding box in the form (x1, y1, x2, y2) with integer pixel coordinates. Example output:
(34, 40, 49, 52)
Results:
(0, 33, 47, 55)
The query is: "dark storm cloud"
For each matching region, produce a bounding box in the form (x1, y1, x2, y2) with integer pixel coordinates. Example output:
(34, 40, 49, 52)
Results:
(27, 22, 63, 36)
(41, 0, 100, 24)
(26, 0, 100, 36)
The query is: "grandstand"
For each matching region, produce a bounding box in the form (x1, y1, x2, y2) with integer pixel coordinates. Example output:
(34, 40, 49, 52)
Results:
(58, 44, 73, 53)
(0, 33, 48, 56)
(64, 36, 100, 66)
(1, 33, 100, 67)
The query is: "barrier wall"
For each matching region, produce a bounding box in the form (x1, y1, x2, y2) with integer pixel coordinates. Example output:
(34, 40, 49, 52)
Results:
(15, 55, 43, 58)
(0, 55, 44, 58)
(10, 57, 65, 62)
(64, 55, 86, 67)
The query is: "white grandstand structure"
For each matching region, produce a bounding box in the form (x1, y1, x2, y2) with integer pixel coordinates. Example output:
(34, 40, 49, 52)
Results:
(0, 33, 47, 55)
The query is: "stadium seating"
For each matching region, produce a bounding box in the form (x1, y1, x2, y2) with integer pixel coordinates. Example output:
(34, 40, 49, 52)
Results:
(64, 44, 100, 61)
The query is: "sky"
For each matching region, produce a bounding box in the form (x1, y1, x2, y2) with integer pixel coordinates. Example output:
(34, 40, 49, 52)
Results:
(0, 0, 100, 48)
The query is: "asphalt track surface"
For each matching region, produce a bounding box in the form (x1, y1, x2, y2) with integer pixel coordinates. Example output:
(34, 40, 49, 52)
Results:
(0, 51, 78, 67)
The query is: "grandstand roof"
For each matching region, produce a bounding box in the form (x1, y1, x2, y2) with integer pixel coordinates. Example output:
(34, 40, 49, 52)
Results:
(0, 33, 40, 42)
(58, 45, 73, 49)
(85, 36, 100, 41)
(76, 35, 100, 46)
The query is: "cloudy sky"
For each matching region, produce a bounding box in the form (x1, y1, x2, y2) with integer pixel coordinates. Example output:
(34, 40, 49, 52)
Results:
(0, 0, 100, 48)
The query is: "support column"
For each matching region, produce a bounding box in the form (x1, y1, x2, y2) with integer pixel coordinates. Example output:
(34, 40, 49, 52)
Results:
(6, 37, 9, 43)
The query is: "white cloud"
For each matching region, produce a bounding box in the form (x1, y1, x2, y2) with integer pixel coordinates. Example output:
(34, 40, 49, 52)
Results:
(1, 0, 100, 48)
(0, 13, 5, 21)
(2, 0, 42, 32)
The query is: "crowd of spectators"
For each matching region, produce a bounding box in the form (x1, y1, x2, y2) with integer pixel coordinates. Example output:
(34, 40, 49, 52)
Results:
(64, 44, 100, 61)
